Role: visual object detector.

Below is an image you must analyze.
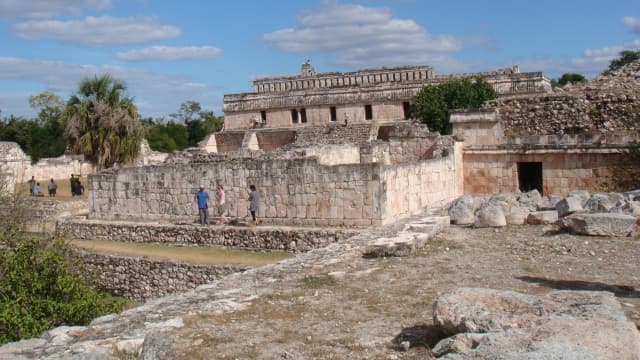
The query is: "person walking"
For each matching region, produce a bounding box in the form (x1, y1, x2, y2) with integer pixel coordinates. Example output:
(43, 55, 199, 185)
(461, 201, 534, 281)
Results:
(194, 185, 210, 225)
(48, 178, 57, 197)
(70, 174, 75, 196)
(216, 185, 228, 224)
(248, 185, 259, 226)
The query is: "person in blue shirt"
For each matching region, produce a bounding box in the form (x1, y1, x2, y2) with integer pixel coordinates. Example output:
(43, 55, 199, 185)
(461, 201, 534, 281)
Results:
(194, 185, 210, 225)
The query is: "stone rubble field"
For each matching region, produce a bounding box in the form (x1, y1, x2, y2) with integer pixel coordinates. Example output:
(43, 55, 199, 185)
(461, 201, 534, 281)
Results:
(1, 191, 639, 359)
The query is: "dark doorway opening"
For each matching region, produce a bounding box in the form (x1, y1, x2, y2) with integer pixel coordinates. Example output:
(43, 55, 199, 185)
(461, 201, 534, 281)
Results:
(403, 102, 411, 119)
(518, 162, 543, 194)
(330, 106, 337, 122)
(365, 104, 373, 120)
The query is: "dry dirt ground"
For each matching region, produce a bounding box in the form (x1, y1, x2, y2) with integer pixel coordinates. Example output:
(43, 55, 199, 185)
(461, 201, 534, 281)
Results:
(166, 224, 640, 359)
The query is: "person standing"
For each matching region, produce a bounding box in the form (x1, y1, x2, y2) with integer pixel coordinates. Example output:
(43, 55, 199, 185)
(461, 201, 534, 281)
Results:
(28, 176, 36, 195)
(33, 182, 42, 196)
(216, 185, 228, 224)
(48, 178, 57, 197)
(194, 185, 210, 225)
(248, 185, 259, 226)
(70, 174, 75, 196)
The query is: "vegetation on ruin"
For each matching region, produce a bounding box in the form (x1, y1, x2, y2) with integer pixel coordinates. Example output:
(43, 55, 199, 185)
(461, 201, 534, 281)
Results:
(551, 73, 587, 88)
(63, 74, 145, 169)
(603, 50, 640, 76)
(0, 200, 130, 345)
(411, 77, 497, 134)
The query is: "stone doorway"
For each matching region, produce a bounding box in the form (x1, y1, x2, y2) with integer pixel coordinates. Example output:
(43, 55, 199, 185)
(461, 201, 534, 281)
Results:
(518, 162, 543, 194)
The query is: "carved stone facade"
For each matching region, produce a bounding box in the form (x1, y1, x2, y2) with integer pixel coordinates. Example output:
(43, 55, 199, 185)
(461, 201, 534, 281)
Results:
(223, 62, 551, 130)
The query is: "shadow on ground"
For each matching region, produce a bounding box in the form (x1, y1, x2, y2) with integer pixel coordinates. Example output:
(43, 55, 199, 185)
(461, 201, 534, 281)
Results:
(517, 276, 640, 298)
(393, 324, 447, 350)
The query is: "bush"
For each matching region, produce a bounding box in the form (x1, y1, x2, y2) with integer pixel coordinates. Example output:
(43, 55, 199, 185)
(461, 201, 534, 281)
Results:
(411, 77, 497, 134)
(0, 212, 129, 344)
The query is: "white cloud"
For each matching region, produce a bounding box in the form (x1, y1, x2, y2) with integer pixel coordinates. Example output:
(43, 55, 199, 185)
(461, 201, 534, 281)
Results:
(13, 16, 182, 46)
(0, 57, 220, 118)
(115, 46, 223, 62)
(261, 0, 463, 70)
(0, 0, 111, 20)
(623, 16, 640, 34)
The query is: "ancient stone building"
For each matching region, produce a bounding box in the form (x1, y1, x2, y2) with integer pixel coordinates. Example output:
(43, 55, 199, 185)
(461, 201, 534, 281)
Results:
(452, 61, 640, 195)
(223, 61, 551, 130)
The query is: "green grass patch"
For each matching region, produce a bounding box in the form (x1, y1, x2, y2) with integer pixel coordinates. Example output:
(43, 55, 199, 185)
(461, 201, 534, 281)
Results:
(301, 274, 337, 289)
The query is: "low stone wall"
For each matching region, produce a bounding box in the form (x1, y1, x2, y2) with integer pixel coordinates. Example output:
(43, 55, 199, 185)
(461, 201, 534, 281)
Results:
(74, 249, 247, 301)
(57, 220, 359, 252)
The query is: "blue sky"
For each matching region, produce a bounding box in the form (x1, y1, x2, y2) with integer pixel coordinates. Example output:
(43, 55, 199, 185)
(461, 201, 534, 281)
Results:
(0, 0, 638, 119)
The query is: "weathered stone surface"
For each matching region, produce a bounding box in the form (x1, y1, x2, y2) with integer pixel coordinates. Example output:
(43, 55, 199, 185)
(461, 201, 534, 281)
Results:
(432, 288, 640, 359)
(474, 204, 506, 228)
(363, 235, 420, 258)
(624, 189, 640, 202)
(557, 213, 637, 236)
(585, 192, 624, 212)
(517, 189, 542, 208)
(0, 338, 47, 357)
(505, 205, 529, 225)
(613, 201, 640, 219)
(448, 195, 476, 225)
(536, 194, 563, 211)
(567, 189, 590, 205)
(527, 210, 559, 225)
(140, 331, 176, 360)
(555, 196, 584, 217)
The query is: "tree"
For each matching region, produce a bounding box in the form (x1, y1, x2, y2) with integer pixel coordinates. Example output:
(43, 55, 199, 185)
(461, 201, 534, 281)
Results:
(603, 50, 640, 76)
(29, 92, 67, 159)
(552, 73, 587, 88)
(410, 77, 497, 134)
(169, 101, 223, 147)
(63, 75, 144, 169)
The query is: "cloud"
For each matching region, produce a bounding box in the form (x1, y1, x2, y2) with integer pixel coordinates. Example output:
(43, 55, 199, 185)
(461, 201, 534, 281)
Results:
(623, 16, 640, 34)
(0, 0, 111, 20)
(0, 57, 220, 118)
(13, 16, 182, 46)
(115, 46, 223, 62)
(261, 0, 464, 70)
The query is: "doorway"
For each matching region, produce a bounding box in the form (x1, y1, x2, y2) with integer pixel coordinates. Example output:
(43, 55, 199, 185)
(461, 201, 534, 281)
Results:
(517, 162, 543, 194)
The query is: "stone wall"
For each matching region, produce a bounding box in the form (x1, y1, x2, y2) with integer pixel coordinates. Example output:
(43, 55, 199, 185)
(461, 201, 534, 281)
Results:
(463, 151, 621, 195)
(57, 220, 359, 252)
(88, 131, 461, 226)
(74, 249, 247, 301)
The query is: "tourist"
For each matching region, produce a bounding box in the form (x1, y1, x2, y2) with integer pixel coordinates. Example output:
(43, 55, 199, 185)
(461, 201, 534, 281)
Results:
(194, 185, 210, 225)
(248, 185, 259, 226)
(70, 174, 75, 196)
(33, 182, 42, 196)
(48, 178, 57, 197)
(216, 185, 228, 224)
(28, 176, 36, 195)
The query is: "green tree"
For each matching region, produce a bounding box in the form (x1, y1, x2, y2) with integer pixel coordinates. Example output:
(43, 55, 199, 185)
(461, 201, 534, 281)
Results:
(63, 75, 144, 169)
(603, 50, 640, 76)
(552, 73, 587, 88)
(169, 101, 223, 147)
(29, 92, 67, 159)
(144, 117, 190, 153)
(411, 77, 497, 134)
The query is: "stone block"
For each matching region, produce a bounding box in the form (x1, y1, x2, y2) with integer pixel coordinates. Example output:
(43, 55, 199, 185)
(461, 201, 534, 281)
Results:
(527, 210, 558, 225)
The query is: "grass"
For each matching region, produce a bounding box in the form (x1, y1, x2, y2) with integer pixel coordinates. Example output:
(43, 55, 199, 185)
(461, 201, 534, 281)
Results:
(15, 176, 88, 201)
(301, 274, 337, 289)
(69, 239, 293, 266)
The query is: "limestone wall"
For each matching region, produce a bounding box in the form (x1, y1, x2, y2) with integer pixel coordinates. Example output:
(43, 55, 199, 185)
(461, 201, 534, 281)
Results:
(74, 250, 246, 301)
(463, 151, 622, 195)
(57, 220, 358, 252)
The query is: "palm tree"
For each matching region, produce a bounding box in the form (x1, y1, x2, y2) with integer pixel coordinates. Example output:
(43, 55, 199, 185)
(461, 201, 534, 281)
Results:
(64, 74, 144, 169)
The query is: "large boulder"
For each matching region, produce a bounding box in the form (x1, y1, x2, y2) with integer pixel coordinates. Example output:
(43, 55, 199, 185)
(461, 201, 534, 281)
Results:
(536, 194, 563, 211)
(432, 288, 640, 359)
(568, 189, 590, 205)
(517, 189, 542, 209)
(556, 196, 584, 217)
(585, 192, 624, 212)
(505, 205, 529, 225)
(623, 189, 640, 202)
(527, 210, 559, 225)
(612, 200, 640, 219)
(474, 204, 506, 228)
(557, 213, 637, 236)
(448, 195, 476, 225)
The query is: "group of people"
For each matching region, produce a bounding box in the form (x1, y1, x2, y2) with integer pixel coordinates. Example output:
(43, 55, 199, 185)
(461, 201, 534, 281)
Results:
(27, 174, 84, 197)
(28, 176, 59, 197)
(195, 184, 260, 226)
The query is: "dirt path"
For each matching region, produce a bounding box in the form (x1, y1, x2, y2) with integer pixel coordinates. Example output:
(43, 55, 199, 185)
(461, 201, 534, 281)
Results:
(169, 224, 640, 359)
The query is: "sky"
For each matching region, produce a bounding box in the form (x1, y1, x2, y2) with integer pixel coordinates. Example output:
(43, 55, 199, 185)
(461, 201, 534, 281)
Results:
(0, 0, 638, 119)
